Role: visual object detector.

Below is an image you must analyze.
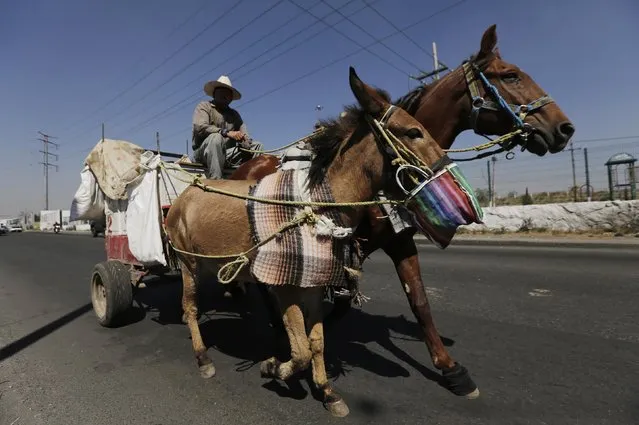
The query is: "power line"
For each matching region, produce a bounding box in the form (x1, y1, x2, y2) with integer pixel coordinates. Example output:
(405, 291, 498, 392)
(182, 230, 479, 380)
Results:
(114, 0, 371, 137)
(37, 131, 59, 210)
(305, 0, 419, 73)
(94, 1, 283, 127)
(139, 0, 471, 142)
(234, 0, 469, 109)
(109, 0, 331, 135)
(58, 0, 226, 135)
(572, 135, 639, 143)
(361, 0, 447, 68)
(64, 0, 272, 142)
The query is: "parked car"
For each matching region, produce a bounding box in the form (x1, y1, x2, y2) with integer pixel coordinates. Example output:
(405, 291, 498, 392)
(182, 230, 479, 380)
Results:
(90, 217, 106, 237)
(0, 224, 8, 235)
(9, 224, 22, 232)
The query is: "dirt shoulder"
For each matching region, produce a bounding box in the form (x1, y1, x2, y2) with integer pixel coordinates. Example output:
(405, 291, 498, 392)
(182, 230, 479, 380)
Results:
(414, 230, 639, 248)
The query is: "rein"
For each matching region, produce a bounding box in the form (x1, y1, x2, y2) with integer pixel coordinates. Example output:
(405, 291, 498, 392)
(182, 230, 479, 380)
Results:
(159, 109, 442, 281)
(451, 61, 555, 161)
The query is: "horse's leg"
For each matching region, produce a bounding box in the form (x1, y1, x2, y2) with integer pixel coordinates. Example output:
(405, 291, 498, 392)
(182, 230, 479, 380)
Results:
(179, 257, 216, 379)
(260, 286, 312, 381)
(307, 289, 350, 417)
(324, 207, 383, 326)
(382, 230, 479, 398)
(256, 283, 284, 331)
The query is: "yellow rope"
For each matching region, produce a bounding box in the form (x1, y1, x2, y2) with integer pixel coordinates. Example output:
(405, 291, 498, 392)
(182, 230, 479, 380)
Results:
(237, 128, 326, 154)
(166, 209, 319, 284)
(160, 109, 522, 283)
(443, 129, 523, 153)
(160, 162, 404, 208)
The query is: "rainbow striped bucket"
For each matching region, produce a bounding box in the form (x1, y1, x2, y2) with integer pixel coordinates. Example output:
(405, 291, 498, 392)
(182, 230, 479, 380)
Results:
(395, 162, 484, 248)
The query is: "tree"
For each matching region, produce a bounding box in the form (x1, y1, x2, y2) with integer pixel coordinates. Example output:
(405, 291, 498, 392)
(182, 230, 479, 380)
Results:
(522, 187, 534, 205)
(474, 188, 489, 205)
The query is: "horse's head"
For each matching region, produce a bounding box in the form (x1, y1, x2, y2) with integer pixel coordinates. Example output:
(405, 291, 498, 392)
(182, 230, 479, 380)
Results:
(347, 67, 483, 247)
(465, 24, 575, 155)
(348, 66, 448, 173)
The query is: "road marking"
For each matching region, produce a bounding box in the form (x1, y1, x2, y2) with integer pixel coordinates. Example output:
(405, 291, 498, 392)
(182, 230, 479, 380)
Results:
(528, 288, 551, 297)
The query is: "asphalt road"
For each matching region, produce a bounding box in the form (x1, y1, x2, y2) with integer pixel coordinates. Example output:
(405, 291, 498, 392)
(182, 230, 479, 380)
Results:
(1, 232, 638, 425)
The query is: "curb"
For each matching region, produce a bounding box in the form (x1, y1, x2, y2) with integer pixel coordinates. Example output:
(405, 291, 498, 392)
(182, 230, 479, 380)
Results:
(25, 230, 96, 237)
(23, 230, 639, 249)
(413, 235, 639, 249)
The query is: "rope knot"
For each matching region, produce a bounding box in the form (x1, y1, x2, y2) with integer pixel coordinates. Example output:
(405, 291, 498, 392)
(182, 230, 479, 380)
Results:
(217, 255, 250, 284)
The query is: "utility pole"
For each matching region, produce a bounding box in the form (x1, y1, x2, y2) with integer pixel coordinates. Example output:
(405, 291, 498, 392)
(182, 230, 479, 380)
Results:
(568, 142, 582, 202)
(486, 160, 492, 207)
(410, 42, 449, 83)
(491, 156, 497, 207)
(37, 131, 59, 210)
(584, 147, 591, 202)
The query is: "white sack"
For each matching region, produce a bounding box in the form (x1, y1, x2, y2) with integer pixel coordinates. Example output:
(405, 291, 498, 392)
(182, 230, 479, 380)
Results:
(70, 166, 105, 222)
(126, 156, 166, 267)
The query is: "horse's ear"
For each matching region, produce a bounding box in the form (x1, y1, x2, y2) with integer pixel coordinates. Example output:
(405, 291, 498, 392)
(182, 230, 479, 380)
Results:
(478, 24, 498, 59)
(349, 66, 385, 117)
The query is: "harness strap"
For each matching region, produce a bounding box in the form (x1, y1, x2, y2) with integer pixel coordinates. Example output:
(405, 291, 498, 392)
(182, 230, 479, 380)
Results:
(461, 61, 555, 144)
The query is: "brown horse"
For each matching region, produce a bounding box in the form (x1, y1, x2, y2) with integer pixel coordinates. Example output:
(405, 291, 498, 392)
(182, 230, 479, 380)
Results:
(228, 24, 574, 396)
(165, 67, 481, 416)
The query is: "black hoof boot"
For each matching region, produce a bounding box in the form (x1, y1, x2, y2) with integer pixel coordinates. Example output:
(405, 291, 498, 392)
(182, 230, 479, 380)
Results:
(441, 362, 480, 399)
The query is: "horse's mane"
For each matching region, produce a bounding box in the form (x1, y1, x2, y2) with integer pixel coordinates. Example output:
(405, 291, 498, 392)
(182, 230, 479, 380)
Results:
(394, 52, 492, 115)
(305, 52, 493, 189)
(306, 87, 391, 189)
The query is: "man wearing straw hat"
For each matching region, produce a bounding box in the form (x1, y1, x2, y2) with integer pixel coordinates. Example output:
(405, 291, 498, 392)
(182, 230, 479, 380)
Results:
(191, 75, 263, 178)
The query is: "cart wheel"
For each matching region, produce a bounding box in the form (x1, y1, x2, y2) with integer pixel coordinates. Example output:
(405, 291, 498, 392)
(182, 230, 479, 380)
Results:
(91, 260, 133, 327)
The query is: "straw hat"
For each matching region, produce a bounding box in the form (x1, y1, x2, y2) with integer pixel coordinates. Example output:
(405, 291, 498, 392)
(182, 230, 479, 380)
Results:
(204, 75, 241, 100)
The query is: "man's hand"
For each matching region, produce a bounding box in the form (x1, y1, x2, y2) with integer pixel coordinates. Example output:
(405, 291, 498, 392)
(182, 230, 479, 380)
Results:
(227, 130, 245, 141)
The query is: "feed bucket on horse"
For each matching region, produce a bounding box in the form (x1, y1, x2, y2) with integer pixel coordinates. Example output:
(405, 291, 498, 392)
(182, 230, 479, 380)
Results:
(164, 66, 483, 417)
(228, 24, 575, 398)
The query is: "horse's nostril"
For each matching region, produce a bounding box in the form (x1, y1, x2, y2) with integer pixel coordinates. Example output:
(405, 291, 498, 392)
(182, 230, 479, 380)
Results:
(558, 121, 575, 139)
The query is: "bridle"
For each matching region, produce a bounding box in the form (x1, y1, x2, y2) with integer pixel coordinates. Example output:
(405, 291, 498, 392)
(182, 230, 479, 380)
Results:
(368, 104, 451, 190)
(460, 60, 555, 160)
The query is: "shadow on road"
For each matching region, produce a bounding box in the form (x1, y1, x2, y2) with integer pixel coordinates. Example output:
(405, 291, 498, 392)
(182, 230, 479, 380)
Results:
(130, 277, 449, 390)
(0, 303, 93, 362)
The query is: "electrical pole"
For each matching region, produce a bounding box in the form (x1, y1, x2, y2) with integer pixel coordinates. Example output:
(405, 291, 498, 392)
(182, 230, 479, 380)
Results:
(486, 160, 492, 207)
(491, 156, 497, 207)
(37, 131, 59, 210)
(410, 42, 449, 83)
(568, 142, 582, 202)
(584, 147, 591, 202)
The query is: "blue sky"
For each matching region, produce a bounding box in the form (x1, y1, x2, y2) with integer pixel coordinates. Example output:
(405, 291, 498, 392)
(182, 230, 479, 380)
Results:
(1, 0, 637, 216)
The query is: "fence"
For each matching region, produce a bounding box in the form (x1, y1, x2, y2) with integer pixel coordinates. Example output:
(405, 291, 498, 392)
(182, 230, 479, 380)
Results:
(457, 138, 639, 207)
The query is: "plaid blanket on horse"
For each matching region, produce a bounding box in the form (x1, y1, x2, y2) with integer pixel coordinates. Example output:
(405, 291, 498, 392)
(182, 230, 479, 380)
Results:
(246, 168, 362, 288)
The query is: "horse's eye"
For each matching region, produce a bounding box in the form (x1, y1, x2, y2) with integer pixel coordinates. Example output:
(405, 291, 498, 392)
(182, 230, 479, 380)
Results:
(502, 73, 519, 83)
(405, 128, 423, 139)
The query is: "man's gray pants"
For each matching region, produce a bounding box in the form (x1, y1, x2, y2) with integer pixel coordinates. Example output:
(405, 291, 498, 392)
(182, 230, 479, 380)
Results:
(193, 133, 264, 179)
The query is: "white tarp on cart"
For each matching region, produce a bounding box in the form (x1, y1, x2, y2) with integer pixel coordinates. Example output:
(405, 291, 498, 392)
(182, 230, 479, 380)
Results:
(69, 139, 197, 267)
(70, 138, 143, 222)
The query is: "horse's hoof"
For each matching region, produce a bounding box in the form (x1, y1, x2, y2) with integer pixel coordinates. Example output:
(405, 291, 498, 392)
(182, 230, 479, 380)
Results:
(199, 363, 216, 379)
(260, 357, 279, 379)
(465, 387, 480, 399)
(441, 362, 479, 398)
(324, 399, 350, 417)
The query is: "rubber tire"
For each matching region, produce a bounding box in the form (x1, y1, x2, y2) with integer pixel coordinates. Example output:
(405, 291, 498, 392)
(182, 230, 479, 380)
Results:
(91, 260, 134, 327)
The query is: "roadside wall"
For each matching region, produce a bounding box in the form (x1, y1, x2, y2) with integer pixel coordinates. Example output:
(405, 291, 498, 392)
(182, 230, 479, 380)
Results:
(463, 200, 639, 232)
